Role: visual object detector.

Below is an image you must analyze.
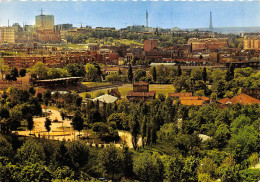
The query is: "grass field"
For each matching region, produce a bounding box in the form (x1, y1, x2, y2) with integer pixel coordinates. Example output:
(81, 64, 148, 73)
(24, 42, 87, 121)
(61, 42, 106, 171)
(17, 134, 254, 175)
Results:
(82, 82, 112, 88)
(83, 84, 175, 98)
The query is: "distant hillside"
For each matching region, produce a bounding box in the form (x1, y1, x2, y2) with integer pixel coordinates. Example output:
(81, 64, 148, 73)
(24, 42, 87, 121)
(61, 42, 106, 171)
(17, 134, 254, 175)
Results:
(187, 26, 260, 34)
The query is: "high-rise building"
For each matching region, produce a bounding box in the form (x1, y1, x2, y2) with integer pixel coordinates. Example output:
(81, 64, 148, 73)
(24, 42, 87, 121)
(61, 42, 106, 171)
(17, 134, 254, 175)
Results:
(35, 10, 54, 30)
(209, 11, 213, 32)
(0, 27, 15, 44)
(243, 36, 260, 49)
(144, 39, 158, 52)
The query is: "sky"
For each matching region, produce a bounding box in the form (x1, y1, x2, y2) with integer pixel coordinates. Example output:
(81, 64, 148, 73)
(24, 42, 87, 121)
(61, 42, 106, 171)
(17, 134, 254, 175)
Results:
(0, 1, 260, 29)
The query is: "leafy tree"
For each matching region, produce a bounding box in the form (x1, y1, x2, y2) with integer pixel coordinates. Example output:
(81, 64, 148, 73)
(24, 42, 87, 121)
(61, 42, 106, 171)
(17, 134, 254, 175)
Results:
(65, 140, 90, 173)
(16, 139, 45, 163)
(71, 111, 84, 137)
(134, 69, 146, 82)
(10, 67, 19, 81)
(213, 124, 231, 149)
(248, 152, 259, 168)
(19, 68, 26, 77)
(17, 162, 51, 181)
(121, 144, 134, 178)
(85, 63, 98, 81)
(65, 63, 86, 77)
(217, 156, 240, 182)
(52, 166, 74, 180)
(181, 156, 199, 182)
(128, 64, 133, 83)
(0, 135, 13, 158)
(99, 145, 122, 180)
(43, 90, 51, 108)
(197, 157, 217, 180)
(191, 68, 203, 81)
(163, 155, 183, 182)
(44, 117, 52, 139)
(227, 125, 259, 164)
(28, 62, 48, 80)
(8, 109, 22, 131)
(27, 114, 34, 135)
(133, 152, 164, 182)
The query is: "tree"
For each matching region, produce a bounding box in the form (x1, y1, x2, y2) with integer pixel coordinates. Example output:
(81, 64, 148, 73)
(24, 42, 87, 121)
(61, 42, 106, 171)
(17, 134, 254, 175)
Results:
(71, 111, 84, 137)
(65, 140, 90, 173)
(225, 63, 235, 82)
(28, 86, 36, 96)
(129, 111, 140, 150)
(122, 144, 134, 178)
(0, 135, 13, 158)
(28, 62, 48, 80)
(141, 116, 147, 148)
(134, 69, 146, 82)
(75, 97, 82, 108)
(118, 68, 122, 75)
(16, 138, 45, 163)
(202, 67, 207, 82)
(152, 66, 157, 82)
(19, 68, 26, 77)
(44, 117, 52, 139)
(27, 115, 34, 135)
(10, 67, 19, 81)
(42, 90, 51, 108)
(128, 64, 133, 83)
(85, 63, 98, 81)
(99, 145, 122, 180)
(64, 63, 86, 77)
(248, 153, 259, 168)
(177, 65, 182, 76)
(213, 124, 231, 149)
(133, 152, 164, 182)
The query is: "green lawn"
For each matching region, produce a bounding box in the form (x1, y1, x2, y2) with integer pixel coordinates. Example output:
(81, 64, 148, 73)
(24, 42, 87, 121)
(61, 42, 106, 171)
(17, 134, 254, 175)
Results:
(82, 82, 112, 88)
(82, 84, 175, 99)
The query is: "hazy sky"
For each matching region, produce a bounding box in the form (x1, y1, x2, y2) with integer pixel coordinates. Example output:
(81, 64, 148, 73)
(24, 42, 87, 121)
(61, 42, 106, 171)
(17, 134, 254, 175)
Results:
(0, 1, 260, 29)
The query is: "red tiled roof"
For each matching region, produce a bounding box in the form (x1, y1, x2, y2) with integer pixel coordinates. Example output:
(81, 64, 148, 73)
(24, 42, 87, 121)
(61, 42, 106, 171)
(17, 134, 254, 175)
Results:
(217, 97, 232, 105)
(133, 81, 149, 86)
(174, 99, 205, 106)
(127, 91, 156, 97)
(109, 89, 121, 98)
(179, 96, 210, 101)
(169, 92, 192, 97)
(218, 93, 260, 105)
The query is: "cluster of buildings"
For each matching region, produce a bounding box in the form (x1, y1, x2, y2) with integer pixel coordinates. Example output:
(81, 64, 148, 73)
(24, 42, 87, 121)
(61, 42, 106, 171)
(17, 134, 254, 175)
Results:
(0, 11, 62, 44)
(2, 36, 260, 70)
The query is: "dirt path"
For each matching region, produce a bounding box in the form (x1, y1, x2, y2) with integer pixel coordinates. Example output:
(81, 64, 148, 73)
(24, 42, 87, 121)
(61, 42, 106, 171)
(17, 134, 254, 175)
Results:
(118, 131, 142, 148)
(16, 108, 77, 141)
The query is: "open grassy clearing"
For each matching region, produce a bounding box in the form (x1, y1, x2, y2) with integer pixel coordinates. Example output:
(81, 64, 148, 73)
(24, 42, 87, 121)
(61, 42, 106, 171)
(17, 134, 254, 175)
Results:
(82, 84, 175, 98)
(82, 82, 112, 88)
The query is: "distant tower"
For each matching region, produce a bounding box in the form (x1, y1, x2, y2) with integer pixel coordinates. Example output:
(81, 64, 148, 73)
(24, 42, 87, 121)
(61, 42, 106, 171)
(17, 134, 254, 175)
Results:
(146, 10, 148, 27)
(209, 11, 213, 32)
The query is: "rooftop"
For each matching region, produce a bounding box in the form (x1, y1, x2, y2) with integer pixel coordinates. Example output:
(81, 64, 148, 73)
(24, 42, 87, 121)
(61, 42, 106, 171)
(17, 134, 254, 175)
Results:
(217, 93, 260, 105)
(133, 81, 149, 86)
(92, 94, 118, 104)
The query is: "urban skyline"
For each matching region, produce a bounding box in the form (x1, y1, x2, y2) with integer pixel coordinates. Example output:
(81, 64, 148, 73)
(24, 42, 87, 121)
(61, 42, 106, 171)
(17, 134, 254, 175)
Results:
(0, 1, 260, 29)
